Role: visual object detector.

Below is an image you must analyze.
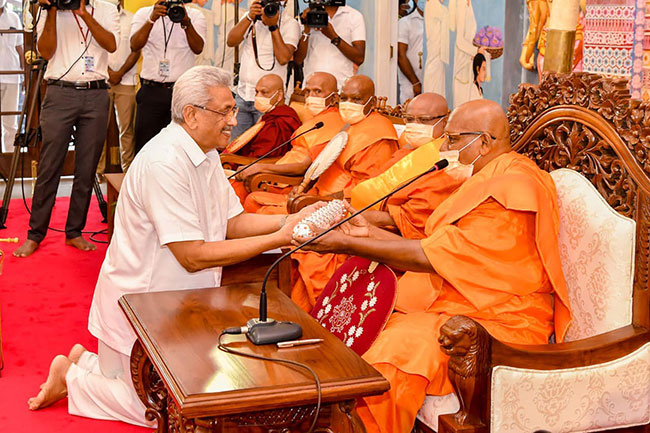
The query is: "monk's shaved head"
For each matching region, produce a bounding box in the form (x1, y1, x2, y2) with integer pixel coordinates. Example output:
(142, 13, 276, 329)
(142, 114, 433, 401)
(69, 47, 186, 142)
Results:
(304, 72, 338, 96)
(341, 75, 376, 102)
(443, 99, 512, 173)
(406, 93, 448, 118)
(258, 73, 284, 92)
(255, 73, 286, 104)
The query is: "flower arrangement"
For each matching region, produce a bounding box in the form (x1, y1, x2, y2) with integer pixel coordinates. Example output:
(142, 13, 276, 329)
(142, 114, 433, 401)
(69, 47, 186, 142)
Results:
(473, 25, 504, 59)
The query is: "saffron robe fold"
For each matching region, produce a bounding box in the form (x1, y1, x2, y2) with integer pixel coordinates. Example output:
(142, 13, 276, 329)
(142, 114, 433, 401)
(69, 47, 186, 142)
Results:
(358, 151, 573, 433)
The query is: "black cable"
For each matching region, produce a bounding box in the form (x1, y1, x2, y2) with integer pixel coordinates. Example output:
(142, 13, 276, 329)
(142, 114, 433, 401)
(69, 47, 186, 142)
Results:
(217, 331, 321, 433)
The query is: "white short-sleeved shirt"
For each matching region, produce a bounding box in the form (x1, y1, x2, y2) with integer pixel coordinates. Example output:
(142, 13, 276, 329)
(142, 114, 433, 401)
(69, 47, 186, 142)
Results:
(302, 5, 365, 89)
(108, 7, 137, 85)
(88, 122, 244, 355)
(398, 11, 424, 103)
(0, 9, 23, 84)
(130, 6, 206, 83)
(37, 0, 120, 81)
(237, 7, 300, 101)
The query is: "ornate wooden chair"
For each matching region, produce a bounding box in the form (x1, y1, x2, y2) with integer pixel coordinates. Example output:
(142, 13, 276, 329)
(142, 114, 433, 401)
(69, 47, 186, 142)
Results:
(415, 73, 650, 432)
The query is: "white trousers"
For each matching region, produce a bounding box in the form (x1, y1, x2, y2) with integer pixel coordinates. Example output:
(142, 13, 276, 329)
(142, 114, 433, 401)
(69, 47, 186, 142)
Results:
(1, 83, 19, 153)
(65, 340, 156, 428)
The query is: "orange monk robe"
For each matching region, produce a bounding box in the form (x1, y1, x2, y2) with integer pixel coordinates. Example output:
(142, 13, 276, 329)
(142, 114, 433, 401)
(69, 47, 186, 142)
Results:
(292, 139, 465, 312)
(244, 112, 399, 214)
(356, 152, 573, 433)
(230, 107, 345, 205)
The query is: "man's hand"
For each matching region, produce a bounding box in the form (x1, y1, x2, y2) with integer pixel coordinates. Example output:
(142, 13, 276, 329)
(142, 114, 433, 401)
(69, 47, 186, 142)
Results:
(261, 9, 280, 27)
(150, 0, 168, 22)
(338, 202, 369, 238)
(235, 164, 265, 182)
(180, 9, 191, 28)
(72, 0, 88, 18)
(108, 68, 123, 86)
(292, 228, 346, 253)
(300, 8, 311, 34)
(38, 0, 55, 9)
(248, 0, 263, 20)
(288, 184, 306, 200)
(412, 82, 422, 96)
(318, 22, 337, 40)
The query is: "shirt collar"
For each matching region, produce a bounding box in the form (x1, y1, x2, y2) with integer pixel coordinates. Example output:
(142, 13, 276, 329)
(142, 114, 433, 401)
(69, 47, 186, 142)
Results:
(170, 122, 209, 168)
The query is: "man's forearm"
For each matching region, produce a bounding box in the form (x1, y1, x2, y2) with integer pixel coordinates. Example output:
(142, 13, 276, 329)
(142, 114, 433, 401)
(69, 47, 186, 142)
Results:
(365, 210, 396, 228)
(398, 51, 419, 85)
(256, 161, 311, 176)
(81, 13, 116, 52)
(131, 21, 153, 51)
(293, 35, 308, 64)
(339, 235, 433, 272)
(184, 22, 204, 54)
(227, 15, 251, 47)
(336, 39, 364, 66)
(118, 49, 140, 75)
(38, 11, 58, 60)
(227, 213, 285, 239)
(270, 30, 292, 65)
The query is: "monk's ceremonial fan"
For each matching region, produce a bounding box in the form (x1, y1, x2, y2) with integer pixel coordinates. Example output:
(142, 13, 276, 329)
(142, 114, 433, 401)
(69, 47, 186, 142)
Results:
(310, 257, 397, 355)
(223, 121, 266, 154)
(303, 130, 348, 181)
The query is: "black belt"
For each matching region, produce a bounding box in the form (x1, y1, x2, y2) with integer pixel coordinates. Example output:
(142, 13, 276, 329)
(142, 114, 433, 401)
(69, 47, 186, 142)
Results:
(47, 79, 109, 90)
(141, 78, 175, 89)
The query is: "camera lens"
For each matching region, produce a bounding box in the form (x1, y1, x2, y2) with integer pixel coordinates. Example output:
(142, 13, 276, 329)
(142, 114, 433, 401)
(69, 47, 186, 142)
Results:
(264, 2, 279, 17)
(167, 4, 186, 23)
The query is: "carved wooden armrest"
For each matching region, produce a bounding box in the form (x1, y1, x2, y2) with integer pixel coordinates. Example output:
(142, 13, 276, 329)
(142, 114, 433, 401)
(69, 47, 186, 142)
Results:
(245, 173, 303, 193)
(221, 154, 281, 170)
(287, 195, 337, 214)
(436, 316, 650, 433)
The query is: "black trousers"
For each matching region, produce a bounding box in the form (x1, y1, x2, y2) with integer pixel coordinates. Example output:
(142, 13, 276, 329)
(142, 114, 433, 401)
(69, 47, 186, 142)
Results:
(133, 83, 173, 154)
(28, 85, 110, 243)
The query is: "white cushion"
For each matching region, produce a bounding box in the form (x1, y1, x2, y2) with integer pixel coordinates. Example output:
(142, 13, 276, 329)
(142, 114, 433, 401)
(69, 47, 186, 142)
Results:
(415, 393, 460, 432)
(550, 169, 635, 342)
(490, 342, 650, 432)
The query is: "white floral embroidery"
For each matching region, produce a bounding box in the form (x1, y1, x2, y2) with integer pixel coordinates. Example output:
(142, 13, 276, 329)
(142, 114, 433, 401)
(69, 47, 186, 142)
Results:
(355, 326, 364, 337)
(369, 297, 377, 307)
(325, 304, 332, 314)
(317, 309, 324, 319)
(352, 271, 360, 281)
(323, 296, 330, 305)
(366, 281, 375, 292)
(340, 283, 348, 293)
(340, 274, 347, 284)
(348, 325, 356, 336)
(346, 337, 354, 347)
(361, 300, 368, 311)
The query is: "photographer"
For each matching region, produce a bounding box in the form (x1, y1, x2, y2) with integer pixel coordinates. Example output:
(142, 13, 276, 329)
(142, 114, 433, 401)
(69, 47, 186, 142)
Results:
(130, 0, 206, 154)
(14, 0, 119, 258)
(294, 1, 365, 89)
(226, 0, 299, 140)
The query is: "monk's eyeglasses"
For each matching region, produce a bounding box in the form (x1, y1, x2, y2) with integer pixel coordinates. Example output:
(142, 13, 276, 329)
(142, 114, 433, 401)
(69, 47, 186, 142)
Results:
(192, 104, 239, 120)
(403, 113, 448, 124)
(443, 131, 497, 146)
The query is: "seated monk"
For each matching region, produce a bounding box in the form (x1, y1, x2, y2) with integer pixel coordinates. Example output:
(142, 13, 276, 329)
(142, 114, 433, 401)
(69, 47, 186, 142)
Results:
(294, 100, 572, 433)
(292, 93, 459, 312)
(243, 74, 399, 214)
(236, 73, 302, 158)
(231, 72, 343, 203)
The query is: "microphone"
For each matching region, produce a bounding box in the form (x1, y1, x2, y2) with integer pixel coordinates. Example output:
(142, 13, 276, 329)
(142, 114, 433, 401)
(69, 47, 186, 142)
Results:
(227, 121, 325, 180)
(238, 158, 449, 345)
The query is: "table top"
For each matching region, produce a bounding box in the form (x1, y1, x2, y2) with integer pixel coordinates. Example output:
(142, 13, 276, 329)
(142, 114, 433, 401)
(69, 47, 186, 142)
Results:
(119, 284, 389, 418)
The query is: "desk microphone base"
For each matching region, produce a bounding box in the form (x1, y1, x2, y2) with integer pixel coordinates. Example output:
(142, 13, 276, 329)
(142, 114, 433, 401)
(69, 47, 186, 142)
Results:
(246, 318, 303, 345)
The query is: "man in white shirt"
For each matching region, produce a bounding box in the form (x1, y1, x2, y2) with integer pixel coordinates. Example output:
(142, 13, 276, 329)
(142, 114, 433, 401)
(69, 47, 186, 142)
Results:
(294, 2, 365, 89)
(397, 2, 424, 103)
(226, 0, 299, 140)
(27, 65, 311, 426)
(130, 0, 206, 153)
(97, 0, 139, 175)
(13, 0, 119, 258)
(0, 0, 23, 153)
(422, 0, 450, 96)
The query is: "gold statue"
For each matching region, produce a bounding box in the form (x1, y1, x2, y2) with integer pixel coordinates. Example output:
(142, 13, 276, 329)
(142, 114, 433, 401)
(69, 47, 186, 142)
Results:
(520, 0, 550, 70)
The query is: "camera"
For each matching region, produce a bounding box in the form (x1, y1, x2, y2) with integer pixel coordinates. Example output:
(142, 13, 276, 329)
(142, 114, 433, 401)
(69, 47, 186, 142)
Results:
(162, 0, 191, 23)
(302, 0, 345, 28)
(41, 0, 81, 11)
(260, 0, 282, 18)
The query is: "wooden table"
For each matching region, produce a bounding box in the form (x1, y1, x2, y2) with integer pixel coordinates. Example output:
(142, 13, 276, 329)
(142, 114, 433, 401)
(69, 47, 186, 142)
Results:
(105, 173, 124, 241)
(119, 284, 389, 433)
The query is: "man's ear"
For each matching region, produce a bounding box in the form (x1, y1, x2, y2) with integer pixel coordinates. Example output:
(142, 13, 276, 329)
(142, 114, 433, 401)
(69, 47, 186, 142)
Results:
(365, 96, 377, 114)
(182, 105, 198, 129)
(479, 135, 492, 155)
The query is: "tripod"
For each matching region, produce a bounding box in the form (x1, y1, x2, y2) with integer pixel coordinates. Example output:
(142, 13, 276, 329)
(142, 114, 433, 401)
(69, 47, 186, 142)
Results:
(0, 59, 107, 229)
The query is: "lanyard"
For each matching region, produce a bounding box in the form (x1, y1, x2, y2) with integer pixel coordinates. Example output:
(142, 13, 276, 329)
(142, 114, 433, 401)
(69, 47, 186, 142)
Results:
(250, 15, 281, 72)
(73, 6, 95, 46)
(162, 17, 175, 58)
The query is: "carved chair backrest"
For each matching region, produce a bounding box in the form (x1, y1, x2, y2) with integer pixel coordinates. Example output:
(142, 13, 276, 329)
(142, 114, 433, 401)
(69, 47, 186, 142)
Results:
(509, 72, 650, 332)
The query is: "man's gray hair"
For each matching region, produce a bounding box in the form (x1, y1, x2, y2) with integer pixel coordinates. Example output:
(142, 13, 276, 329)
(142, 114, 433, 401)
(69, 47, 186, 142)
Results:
(171, 66, 232, 124)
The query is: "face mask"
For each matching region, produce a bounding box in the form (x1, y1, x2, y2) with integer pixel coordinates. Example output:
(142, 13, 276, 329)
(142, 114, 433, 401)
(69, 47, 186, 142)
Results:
(339, 100, 371, 125)
(439, 134, 483, 182)
(416, 0, 426, 10)
(254, 91, 279, 114)
(403, 116, 445, 148)
(305, 92, 334, 115)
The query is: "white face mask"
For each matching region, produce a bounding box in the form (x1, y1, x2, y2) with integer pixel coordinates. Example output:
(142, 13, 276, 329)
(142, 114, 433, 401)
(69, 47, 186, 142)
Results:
(339, 99, 371, 125)
(402, 116, 445, 148)
(254, 90, 279, 114)
(305, 92, 335, 115)
(438, 134, 483, 182)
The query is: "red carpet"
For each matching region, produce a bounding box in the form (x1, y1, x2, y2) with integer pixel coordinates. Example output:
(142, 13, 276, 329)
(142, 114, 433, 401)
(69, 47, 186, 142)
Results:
(0, 196, 151, 433)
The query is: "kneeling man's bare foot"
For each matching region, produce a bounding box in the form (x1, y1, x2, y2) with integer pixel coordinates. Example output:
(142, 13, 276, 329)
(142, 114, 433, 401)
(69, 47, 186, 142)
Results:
(13, 239, 39, 258)
(67, 344, 87, 364)
(65, 236, 96, 252)
(28, 355, 71, 410)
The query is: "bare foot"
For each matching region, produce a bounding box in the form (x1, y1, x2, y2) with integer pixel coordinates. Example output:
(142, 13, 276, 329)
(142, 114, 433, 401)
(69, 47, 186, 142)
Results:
(13, 239, 39, 258)
(28, 355, 71, 410)
(65, 236, 96, 252)
(67, 344, 87, 364)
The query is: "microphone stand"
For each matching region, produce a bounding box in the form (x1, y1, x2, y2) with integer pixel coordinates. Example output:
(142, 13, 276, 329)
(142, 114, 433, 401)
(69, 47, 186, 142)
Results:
(242, 158, 449, 345)
(227, 121, 325, 180)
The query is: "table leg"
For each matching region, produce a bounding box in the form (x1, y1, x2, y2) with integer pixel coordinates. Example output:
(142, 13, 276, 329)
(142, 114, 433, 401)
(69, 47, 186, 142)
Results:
(325, 400, 367, 433)
(130, 340, 169, 433)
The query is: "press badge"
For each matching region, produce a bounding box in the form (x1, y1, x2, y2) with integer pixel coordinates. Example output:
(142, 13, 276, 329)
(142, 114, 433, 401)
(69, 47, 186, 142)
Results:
(83, 55, 95, 72)
(159, 59, 170, 77)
